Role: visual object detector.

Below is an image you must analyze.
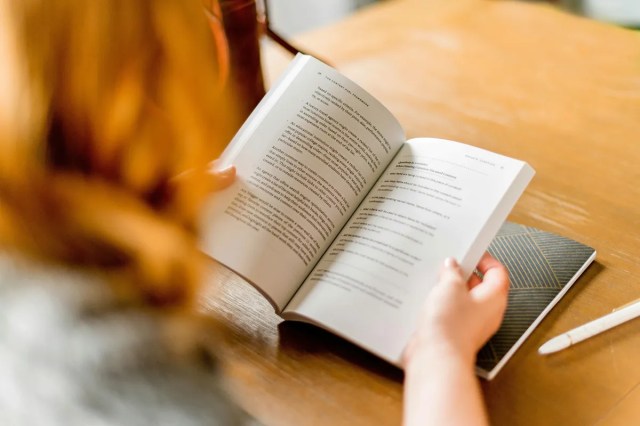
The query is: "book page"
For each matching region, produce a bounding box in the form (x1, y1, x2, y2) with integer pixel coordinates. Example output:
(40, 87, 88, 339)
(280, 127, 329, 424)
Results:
(200, 55, 405, 311)
(284, 138, 534, 364)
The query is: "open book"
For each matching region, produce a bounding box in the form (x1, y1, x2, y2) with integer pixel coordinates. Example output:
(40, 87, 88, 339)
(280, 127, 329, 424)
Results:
(200, 54, 535, 373)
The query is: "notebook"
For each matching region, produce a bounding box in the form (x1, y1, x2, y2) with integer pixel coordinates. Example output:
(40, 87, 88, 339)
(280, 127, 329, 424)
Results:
(477, 222, 596, 379)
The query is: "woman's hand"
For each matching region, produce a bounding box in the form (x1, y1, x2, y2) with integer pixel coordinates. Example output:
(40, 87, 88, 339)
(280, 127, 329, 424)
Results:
(165, 163, 236, 233)
(402, 253, 509, 426)
(405, 253, 509, 366)
(208, 164, 236, 191)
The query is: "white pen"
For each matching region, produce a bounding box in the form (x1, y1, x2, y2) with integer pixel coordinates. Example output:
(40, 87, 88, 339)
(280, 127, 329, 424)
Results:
(538, 298, 640, 355)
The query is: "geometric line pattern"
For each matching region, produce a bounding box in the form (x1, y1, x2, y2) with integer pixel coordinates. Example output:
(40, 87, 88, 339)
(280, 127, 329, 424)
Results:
(488, 233, 559, 290)
(476, 222, 595, 374)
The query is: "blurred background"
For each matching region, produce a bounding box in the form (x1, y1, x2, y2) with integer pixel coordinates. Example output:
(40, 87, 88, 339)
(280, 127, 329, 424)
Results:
(268, 0, 377, 37)
(267, 0, 640, 35)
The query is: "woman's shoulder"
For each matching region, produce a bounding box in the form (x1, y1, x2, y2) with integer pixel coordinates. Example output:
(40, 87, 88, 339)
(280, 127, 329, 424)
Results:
(0, 252, 251, 425)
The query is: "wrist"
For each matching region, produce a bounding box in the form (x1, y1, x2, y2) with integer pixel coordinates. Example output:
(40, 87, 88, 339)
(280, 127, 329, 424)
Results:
(405, 333, 476, 372)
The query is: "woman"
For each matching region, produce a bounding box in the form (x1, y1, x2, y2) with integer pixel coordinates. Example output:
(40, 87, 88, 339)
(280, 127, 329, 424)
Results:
(0, 0, 509, 424)
(0, 0, 246, 424)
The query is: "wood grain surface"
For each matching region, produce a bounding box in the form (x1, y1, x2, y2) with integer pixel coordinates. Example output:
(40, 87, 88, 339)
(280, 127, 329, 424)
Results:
(201, 0, 640, 424)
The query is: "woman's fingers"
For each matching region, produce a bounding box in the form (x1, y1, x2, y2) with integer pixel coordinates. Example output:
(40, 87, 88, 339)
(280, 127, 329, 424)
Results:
(470, 253, 509, 303)
(466, 252, 500, 289)
(467, 273, 482, 289)
(209, 165, 236, 191)
(439, 257, 465, 288)
(475, 252, 503, 275)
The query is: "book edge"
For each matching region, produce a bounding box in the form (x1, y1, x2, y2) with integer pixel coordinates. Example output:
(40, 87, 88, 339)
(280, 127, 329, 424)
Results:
(458, 161, 535, 279)
(215, 53, 311, 169)
(203, 254, 284, 314)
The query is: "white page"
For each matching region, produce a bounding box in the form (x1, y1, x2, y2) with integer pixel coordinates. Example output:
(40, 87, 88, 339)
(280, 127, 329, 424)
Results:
(284, 138, 534, 364)
(200, 55, 405, 311)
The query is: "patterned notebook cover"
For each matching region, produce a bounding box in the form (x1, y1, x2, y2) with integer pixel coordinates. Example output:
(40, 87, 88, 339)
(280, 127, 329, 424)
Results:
(476, 222, 596, 380)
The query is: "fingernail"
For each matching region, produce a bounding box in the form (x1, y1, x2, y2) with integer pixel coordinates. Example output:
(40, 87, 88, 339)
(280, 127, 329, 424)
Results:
(217, 165, 235, 175)
(444, 257, 458, 268)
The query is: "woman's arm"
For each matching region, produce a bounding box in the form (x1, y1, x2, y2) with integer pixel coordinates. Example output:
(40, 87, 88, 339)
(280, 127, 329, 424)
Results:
(403, 254, 509, 426)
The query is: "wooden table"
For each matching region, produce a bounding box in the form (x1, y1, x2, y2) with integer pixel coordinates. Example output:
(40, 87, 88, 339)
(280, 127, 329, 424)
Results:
(201, 0, 640, 424)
